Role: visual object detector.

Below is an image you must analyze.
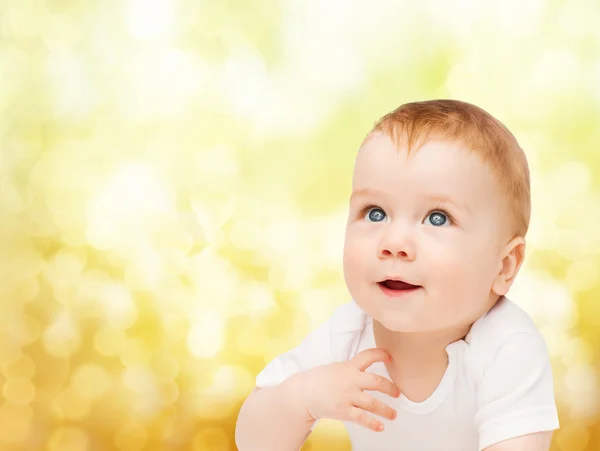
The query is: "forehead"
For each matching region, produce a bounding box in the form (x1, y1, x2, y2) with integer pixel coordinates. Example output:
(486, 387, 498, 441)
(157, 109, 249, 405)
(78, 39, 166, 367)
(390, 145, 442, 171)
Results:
(352, 133, 502, 207)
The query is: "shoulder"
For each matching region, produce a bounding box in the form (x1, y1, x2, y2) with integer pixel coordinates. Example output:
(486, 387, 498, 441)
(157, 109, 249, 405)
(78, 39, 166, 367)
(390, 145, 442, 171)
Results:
(466, 296, 544, 346)
(295, 299, 369, 355)
(464, 296, 548, 377)
(465, 298, 559, 448)
(328, 300, 371, 361)
(329, 300, 370, 335)
(255, 300, 369, 388)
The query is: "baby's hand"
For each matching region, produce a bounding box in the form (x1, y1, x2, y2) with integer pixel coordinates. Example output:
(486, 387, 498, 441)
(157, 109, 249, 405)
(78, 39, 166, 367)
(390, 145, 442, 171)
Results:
(299, 348, 400, 432)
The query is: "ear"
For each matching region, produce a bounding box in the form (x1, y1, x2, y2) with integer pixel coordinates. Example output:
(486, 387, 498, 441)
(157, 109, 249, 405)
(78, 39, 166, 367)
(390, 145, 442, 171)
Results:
(492, 236, 526, 296)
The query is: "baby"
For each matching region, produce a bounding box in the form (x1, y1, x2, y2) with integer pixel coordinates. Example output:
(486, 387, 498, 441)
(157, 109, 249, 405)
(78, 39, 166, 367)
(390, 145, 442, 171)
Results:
(235, 99, 560, 451)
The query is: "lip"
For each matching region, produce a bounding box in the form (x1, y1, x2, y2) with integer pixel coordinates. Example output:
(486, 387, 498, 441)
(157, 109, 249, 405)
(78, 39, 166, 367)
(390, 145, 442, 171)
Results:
(377, 281, 422, 298)
(379, 276, 417, 284)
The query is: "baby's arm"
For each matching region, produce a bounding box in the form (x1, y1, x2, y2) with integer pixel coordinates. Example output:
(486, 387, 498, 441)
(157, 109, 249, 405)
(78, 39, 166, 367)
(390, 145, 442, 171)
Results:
(235, 372, 316, 451)
(235, 312, 331, 451)
(236, 302, 376, 450)
(483, 430, 553, 451)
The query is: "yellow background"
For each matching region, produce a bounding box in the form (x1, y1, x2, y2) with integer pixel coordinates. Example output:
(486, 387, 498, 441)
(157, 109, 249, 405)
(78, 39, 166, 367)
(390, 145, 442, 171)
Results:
(0, 0, 599, 450)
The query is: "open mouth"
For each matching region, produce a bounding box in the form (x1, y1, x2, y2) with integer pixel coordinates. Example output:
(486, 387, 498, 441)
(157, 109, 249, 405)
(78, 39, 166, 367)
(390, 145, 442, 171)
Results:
(379, 279, 419, 290)
(377, 279, 422, 297)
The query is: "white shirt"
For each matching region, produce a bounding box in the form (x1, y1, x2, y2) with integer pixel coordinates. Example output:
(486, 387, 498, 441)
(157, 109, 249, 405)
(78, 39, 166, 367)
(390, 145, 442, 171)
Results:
(255, 296, 560, 451)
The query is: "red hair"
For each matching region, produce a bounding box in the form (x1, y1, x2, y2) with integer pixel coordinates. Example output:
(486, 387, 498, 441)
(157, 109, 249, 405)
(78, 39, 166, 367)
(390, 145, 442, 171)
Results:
(369, 99, 531, 237)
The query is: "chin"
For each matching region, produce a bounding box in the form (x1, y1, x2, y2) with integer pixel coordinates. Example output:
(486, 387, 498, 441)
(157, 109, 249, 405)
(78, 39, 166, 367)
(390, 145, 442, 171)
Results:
(356, 301, 423, 331)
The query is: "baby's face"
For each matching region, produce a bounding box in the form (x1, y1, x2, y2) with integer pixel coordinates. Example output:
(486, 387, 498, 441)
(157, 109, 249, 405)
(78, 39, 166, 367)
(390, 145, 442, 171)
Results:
(343, 132, 511, 332)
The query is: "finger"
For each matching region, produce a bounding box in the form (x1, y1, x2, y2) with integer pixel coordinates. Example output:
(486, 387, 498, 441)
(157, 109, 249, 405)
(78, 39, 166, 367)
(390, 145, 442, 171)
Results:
(347, 406, 385, 432)
(359, 372, 400, 398)
(353, 392, 397, 421)
(350, 348, 391, 372)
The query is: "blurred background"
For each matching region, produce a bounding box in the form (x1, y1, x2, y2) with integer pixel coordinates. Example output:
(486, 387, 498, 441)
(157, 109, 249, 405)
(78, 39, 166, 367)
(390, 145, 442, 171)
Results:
(0, 0, 599, 449)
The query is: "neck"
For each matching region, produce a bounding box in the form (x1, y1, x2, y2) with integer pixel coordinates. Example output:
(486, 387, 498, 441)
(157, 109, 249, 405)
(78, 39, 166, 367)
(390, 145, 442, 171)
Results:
(373, 320, 471, 368)
(374, 294, 502, 367)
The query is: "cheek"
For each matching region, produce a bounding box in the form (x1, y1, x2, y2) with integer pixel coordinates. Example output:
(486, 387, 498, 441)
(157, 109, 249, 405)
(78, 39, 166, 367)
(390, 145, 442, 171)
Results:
(343, 239, 363, 277)
(342, 234, 370, 292)
(425, 238, 490, 290)
(428, 258, 497, 304)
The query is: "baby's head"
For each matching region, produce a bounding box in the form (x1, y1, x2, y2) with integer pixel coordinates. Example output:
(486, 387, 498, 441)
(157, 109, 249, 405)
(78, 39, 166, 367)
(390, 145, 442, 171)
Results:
(342, 99, 530, 333)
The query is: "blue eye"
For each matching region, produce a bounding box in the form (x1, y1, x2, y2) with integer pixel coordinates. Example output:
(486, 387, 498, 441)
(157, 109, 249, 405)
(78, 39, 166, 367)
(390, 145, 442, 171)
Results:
(365, 207, 386, 222)
(359, 206, 453, 226)
(425, 212, 448, 226)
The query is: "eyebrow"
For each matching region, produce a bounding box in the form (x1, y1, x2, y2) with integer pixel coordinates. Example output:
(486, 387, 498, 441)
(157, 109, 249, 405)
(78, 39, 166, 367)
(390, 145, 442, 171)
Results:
(350, 188, 470, 215)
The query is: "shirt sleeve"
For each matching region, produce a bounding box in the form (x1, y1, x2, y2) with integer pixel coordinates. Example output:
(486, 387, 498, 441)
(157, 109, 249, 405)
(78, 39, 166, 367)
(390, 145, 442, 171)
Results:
(474, 333, 560, 450)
